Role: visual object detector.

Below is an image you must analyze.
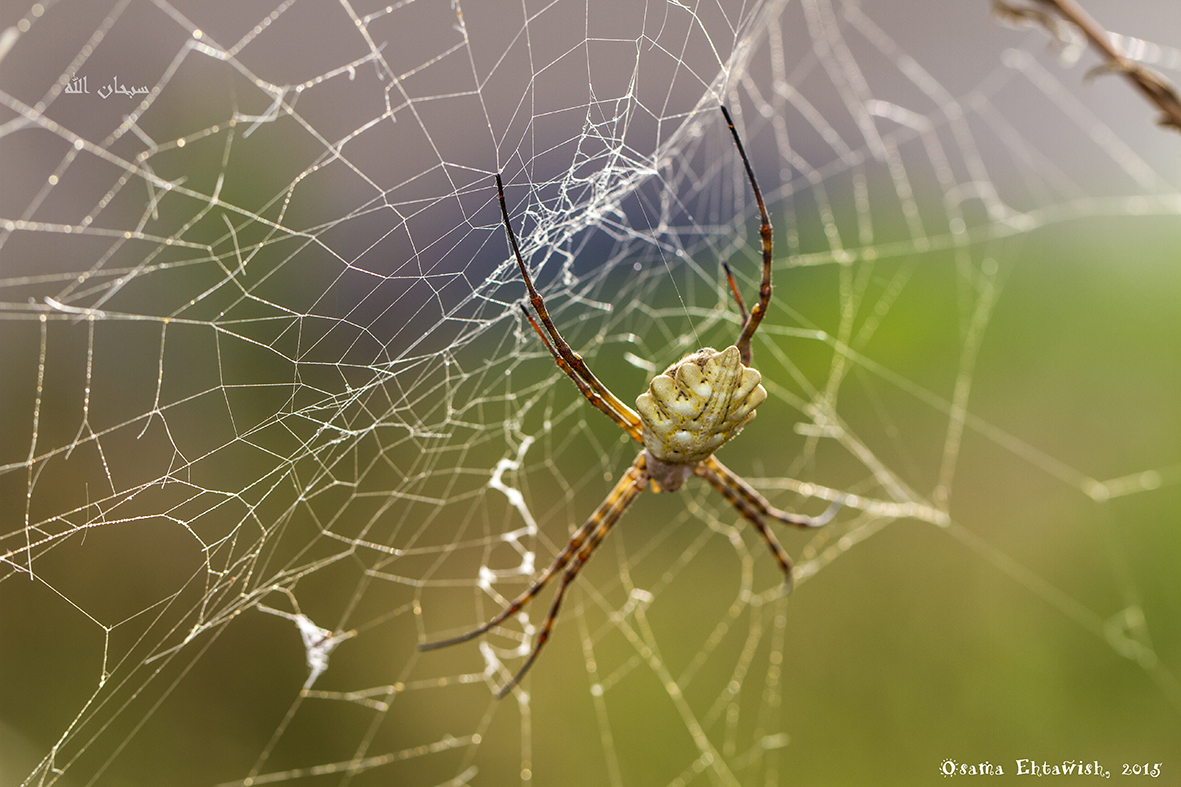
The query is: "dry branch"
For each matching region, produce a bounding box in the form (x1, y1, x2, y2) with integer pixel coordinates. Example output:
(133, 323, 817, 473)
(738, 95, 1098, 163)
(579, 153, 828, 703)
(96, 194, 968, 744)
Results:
(995, 0, 1181, 133)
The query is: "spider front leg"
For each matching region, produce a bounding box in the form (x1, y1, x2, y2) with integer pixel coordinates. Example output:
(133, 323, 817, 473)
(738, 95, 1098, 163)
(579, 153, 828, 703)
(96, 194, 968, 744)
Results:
(695, 458, 840, 592)
(497, 454, 647, 697)
(418, 510, 601, 653)
(694, 460, 798, 589)
(704, 456, 841, 529)
(419, 454, 649, 698)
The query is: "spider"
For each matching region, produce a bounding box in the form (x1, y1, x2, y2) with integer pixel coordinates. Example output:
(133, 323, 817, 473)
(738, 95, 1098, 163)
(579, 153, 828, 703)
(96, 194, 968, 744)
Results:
(420, 106, 839, 698)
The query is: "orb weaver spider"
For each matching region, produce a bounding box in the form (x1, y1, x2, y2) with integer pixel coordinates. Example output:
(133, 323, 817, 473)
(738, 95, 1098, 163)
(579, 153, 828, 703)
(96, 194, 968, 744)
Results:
(420, 106, 840, 698)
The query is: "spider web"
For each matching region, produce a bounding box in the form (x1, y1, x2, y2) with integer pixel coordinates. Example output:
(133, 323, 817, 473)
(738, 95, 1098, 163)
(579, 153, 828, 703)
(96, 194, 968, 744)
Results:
(1, 1, 1179, 785)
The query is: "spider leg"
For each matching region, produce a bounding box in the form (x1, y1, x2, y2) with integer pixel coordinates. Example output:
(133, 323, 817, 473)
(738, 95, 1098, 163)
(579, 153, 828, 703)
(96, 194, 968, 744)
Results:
(418, 512, 600, 653)
(518, 305, 642, 442)
(421, 454, 648, 696)
(496, 453, 648, 697)
(720, 260, 748, 324)
(496, 174, 643, 440)
(704, 456, 841, 528)
(695, 457, 840, 591)
(694, 460, 796, 588)
(720, 105, 773, 368)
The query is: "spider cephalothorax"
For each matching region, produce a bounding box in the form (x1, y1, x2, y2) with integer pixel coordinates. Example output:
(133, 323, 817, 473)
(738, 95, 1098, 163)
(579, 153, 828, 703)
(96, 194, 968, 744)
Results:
(420, 106, 839, 698)
(637, 345, 767, 491)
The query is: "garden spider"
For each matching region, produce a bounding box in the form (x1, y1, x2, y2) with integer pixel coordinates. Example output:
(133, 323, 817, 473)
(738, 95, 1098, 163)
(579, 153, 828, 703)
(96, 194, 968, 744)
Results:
(420, 106, 839, 698)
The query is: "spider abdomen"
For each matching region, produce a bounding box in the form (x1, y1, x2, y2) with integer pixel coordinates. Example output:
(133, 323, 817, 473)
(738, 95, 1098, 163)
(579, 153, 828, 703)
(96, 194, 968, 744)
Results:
(635, 345, 767, 484)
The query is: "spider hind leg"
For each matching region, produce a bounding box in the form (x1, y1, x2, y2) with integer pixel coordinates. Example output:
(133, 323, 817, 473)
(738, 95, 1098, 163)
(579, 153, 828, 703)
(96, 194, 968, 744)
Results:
(719, 105, 773, 367)
(496, 174, 644, 442)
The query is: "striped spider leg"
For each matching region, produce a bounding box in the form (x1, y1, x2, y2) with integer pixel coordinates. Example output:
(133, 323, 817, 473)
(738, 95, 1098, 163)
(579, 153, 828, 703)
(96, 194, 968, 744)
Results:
(419, 106, 839, 698)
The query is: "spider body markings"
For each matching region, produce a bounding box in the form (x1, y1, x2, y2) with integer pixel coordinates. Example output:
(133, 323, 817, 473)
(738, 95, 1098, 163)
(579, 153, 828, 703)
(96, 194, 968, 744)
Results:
(637, 344, 766, 491)
(419, 106, 839, 698)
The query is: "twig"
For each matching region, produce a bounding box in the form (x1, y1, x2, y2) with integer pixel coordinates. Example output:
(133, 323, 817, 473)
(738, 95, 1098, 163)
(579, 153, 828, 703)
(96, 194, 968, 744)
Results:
(995, 0, 1181, 133)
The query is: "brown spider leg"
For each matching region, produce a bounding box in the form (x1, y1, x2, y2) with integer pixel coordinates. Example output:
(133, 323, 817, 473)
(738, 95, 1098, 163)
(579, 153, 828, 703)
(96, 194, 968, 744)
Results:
(720, 105, 773, 368)
(720, 260, 749, 324)
(496, 174, 642, 435)
(518, 305, 642, 443)
(417, 509, 600, 653)
(418, 473, 635, 652)
(694, 460, 796, 589)
(496, 453, 648, 697)
(420, 455, 648, 692)
(704, 456, 841, 529)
